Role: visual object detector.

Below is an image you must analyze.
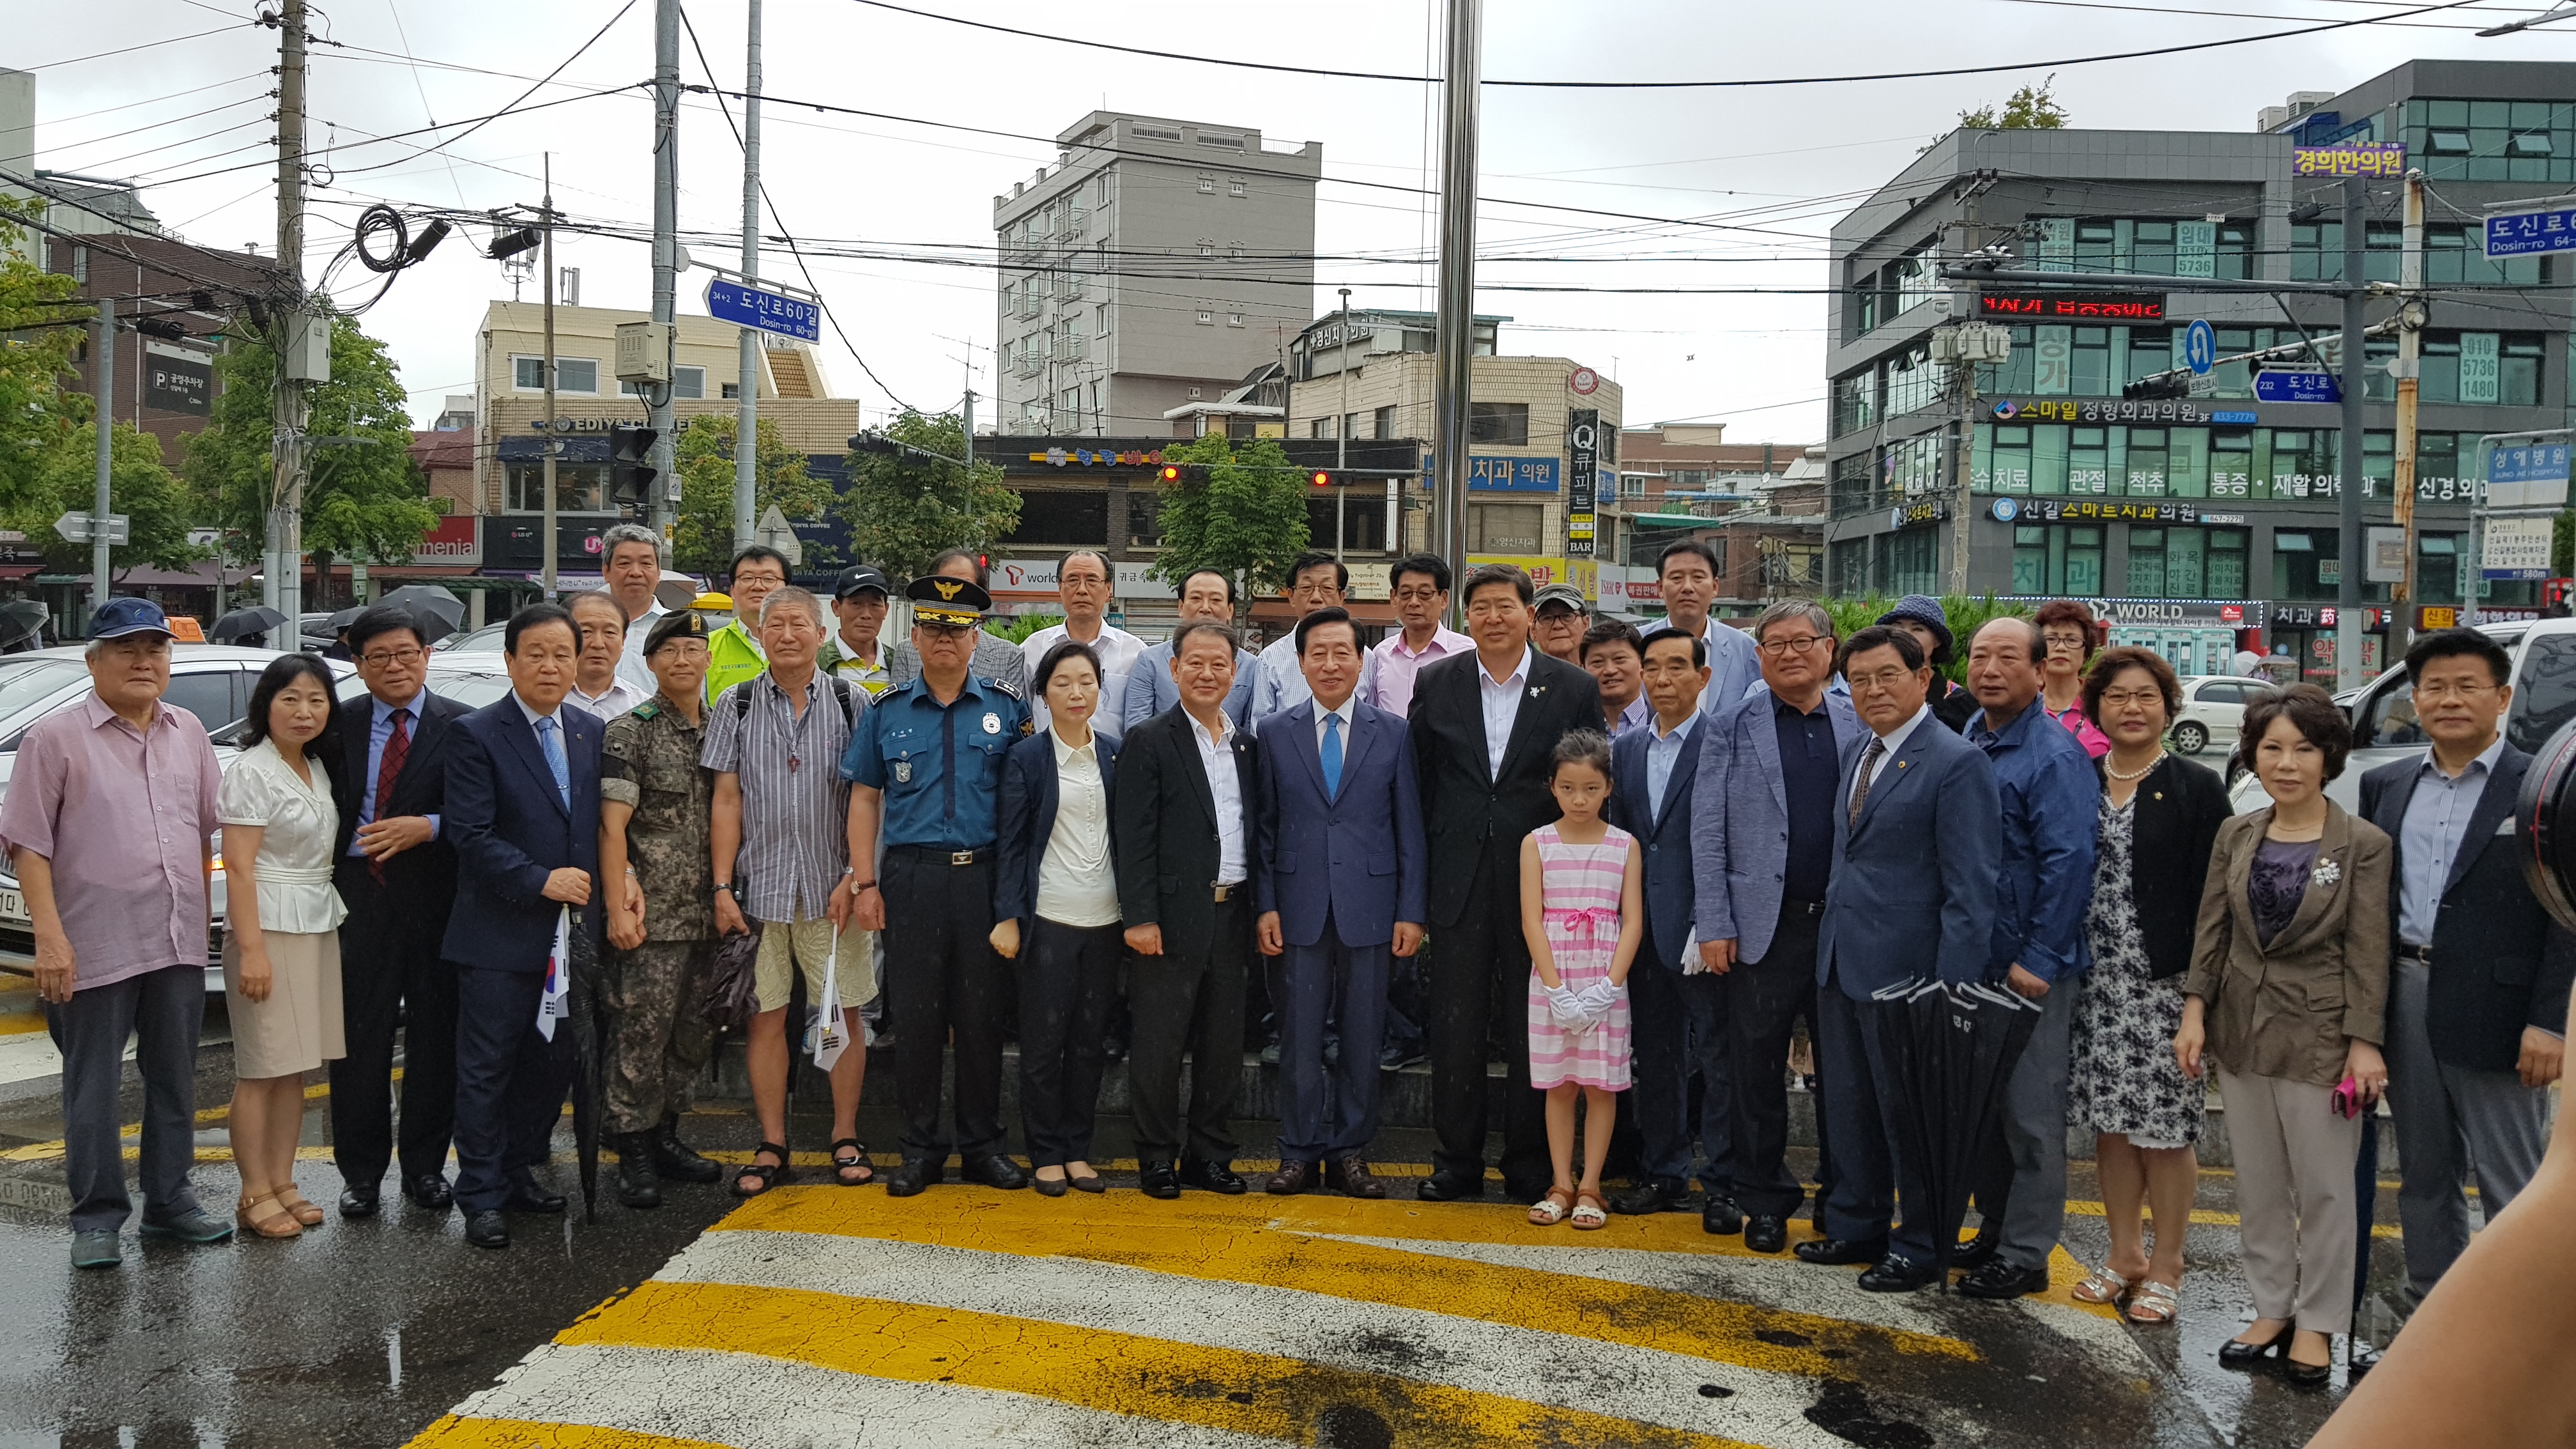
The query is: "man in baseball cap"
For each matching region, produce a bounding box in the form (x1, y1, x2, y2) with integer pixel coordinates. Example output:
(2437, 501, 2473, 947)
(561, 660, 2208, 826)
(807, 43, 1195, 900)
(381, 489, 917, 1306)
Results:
(823, 565, 895, 697)
(89, 596, 175, 641)
(1532, 583, 1589, 665)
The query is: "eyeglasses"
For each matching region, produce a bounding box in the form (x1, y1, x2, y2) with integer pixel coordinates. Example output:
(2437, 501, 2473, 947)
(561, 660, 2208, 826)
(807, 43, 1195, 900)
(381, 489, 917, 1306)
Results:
(2042, 634, 2089, 652)
(360, 647, 424, 668)
(2416, 680, 2499, 702)
(1758, 635, 1830, 657)
(1848, 666, 1916, 694)
(918, 621, 976, 639)
(2099, 688, 2166, 707)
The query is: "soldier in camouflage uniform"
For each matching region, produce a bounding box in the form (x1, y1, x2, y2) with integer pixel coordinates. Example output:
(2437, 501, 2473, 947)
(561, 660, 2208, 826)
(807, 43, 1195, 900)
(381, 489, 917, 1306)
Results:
(597, 608, 724, 1209)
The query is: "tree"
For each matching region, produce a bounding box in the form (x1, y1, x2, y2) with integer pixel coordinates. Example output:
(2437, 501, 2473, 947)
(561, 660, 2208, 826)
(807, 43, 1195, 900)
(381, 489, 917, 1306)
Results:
(836, 410, 1019, 581)
(185, 310, 436, 588)
(0, 199, 89, 514)
(29, 422, 203, 575)
(1822, 594, 2027, 684)
(671, 413, 839, 574)
(1958, 75, 2069, 133)
(1147, 433, 1310, 608)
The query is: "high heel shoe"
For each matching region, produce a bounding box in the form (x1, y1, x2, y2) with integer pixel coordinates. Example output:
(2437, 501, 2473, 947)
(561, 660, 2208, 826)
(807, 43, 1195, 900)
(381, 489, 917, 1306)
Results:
(2280, 1332, 2334, 1388)
(2217, 1322, 2294, 1368)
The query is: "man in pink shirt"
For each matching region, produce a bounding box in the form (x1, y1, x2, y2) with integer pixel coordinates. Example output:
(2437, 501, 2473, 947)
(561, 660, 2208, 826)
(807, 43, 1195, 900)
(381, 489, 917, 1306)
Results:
(0, 599, 233, 1267)
(1363, 553, 1471, 719)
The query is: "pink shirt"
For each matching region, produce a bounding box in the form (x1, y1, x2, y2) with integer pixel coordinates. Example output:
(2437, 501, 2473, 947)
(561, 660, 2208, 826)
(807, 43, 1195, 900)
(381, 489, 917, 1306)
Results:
(0, 693, 221, 988)
(1363, 626, 1473, 719)
(2046, 700, 2113, 758)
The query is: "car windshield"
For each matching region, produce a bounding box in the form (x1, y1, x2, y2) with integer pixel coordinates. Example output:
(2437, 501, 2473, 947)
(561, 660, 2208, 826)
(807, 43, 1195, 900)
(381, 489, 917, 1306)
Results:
(0, 659, 91, 730)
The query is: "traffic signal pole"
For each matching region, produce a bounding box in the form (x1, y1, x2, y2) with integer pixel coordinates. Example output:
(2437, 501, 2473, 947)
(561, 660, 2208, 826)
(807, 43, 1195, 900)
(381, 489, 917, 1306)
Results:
(733, 0, 762, 557)
(649, 0, 681, 538)
(1430, 0, 1480, 625)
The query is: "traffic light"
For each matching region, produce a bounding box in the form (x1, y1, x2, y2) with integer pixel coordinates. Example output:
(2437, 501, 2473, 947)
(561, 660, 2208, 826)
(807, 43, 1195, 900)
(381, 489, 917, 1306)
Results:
(1308, 469, 1332, 488)
(2122, 374, 2191, 401)
(1156, 463, 1208, 484)
(608, 424, 657, 513)
(850, 431, 898, 456)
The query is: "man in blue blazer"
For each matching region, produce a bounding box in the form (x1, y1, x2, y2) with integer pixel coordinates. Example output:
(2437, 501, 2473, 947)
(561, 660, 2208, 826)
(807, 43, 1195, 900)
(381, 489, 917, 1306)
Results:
(1798, 624, 2001, 1292)
(1693, 601, 1866, 1254)
(442, 603, 604, 1250)
(1605, 628, 1730, 1229)
(1254, 608, 1427, 1199)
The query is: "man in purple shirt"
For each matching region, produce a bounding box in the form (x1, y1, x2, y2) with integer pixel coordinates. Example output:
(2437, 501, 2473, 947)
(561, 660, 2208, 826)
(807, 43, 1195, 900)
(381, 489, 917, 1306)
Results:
(0, 599, 234, 1266)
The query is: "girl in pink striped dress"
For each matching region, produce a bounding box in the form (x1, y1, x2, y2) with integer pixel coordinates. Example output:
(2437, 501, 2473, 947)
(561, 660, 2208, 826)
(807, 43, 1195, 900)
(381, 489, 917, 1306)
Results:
(1519, 730, 1647, 1230)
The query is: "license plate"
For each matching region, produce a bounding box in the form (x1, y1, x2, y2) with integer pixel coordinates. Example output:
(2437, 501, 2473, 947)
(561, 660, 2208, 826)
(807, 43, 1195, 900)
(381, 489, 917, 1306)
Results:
(0, 890, 22, 923)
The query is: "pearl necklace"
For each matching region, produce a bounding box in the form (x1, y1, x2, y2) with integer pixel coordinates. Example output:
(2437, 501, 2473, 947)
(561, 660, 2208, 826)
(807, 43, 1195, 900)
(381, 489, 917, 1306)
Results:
(2104, 751, 2166, 783)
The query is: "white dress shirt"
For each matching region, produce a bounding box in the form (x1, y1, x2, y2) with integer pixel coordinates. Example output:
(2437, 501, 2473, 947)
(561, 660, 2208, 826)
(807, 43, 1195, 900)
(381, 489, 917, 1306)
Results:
(1312, 694, 1359, 772)
(1034, 725, 1121, 928)
(616, 601, 670, 693)
(1476, 647, 1533, 779)
(1251, 631, 1381, 726)
(1189, 709, 1248, 885)
(1645, 707, 1700, 818)
(566, 676, 651, 722)
(1857, 702, 1931, 802)
(1022, 620, 1147, 736)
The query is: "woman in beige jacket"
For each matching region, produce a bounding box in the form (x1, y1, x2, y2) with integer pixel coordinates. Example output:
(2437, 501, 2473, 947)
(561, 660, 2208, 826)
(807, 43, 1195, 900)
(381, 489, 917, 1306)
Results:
(2176, 683, 2390, 1389)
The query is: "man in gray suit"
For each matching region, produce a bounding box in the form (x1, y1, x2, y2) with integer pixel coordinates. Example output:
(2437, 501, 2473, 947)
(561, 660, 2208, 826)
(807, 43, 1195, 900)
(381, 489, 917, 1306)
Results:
(1694, 600, 1864, 1254)
(889, 549, 1027, 696)
(1797, 625, 2002, 1292)
(1124, 567, 1258, 731)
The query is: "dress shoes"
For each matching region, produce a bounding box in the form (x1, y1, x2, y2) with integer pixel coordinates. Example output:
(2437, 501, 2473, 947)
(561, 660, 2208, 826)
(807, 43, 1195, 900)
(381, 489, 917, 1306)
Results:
(1794, 1236, 1888, 1267)
(464, 1210, 510, 1250)
(1138, 1158, 1182, 1200)
(613, 1134, 663, 1210)
(503, 1183, 568, 1215)
(1743, 1215, 1789, 1254)
(2218, 1324, 2295, 1368)
(1857, 1254, 1938, 1294)
(403, 1174, 454, 1211)
(1324, 1156, 1385, 1200)
(1952, 1225, 2002, 1270)
(1416, 1167, 1485, 1202)
(1956, 1259, 2051, 1300)
(1608, 1179, 1688, 1215)
(338, 1183, 382, 1219)
(884, 1155, 942, 1198)
(1701, 1197, 1745, 1236)
(1179, 1158, 1246, 1195)
(960, 1153, 1031, 1190)
(1032, 1173, 1070, 1198)
(1266, 1160, 1317, 1195)
(654, 1117, 724, 1185)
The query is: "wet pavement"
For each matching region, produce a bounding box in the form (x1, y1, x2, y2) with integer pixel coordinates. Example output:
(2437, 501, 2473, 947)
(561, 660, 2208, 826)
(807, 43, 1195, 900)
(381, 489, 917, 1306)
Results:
(0, 1004, 2405, 1449)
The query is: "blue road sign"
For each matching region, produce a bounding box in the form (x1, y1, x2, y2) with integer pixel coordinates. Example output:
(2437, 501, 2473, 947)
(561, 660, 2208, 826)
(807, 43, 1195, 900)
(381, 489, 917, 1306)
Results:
(2183, 319, 2216, 376)
(2489, 442, 2572, 487)
(2254, 369, 2340, 405)
(2485, 207, 2576, 258)
(704, 278, 822, 342)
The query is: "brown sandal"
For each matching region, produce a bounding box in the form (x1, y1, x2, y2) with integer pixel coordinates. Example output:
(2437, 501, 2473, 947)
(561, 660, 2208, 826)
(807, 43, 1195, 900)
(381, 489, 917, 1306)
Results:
(273, 1186, 325, 1227)
(236, 1190, 302, 1239)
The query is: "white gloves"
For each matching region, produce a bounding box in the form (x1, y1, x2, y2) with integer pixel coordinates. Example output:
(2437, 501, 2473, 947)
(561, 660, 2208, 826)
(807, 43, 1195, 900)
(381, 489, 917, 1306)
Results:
(1546, 983, 1591, 1032)
(1573, 979, 1622, 1028)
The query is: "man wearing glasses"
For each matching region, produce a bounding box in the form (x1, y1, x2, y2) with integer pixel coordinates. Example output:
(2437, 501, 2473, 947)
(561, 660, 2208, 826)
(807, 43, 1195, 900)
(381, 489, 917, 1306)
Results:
(1362, 553, 1470, 720)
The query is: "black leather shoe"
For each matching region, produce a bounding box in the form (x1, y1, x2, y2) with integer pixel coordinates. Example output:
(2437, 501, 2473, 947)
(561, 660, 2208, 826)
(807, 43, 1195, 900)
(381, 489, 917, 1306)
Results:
(338, 1183, 381, 1218)
(1957, 1259, 2051, 1300)
(1858, 1254, 1938, 1293)
(1701, 1197, 1745, 1236)
(2218, 1324, 2295, 1368)
(2283, 1349, 2333, 1389)
(653, 1117, 724, 1185)
(1138, 1158, 1181, 1200)
(464, 1210, 509, 1249)
(884, 1155, 939, 1198)
(403, 1174, 453, 1211)
(1032, 1173, 1070, 1198)
(1794, 1235, 1888, 1266)
(1179, 1158, 1246, 1195)
(1744, 1215, 1788, 1253)
(613, 1134, 663, 1210)
(1609, 1179, 1687, 1215)
(1952, 1225, 2002, 1270)
(960, 1154, 1031, 1190)
(503, 1183, 568, 1215)
(1416, 1167, 1485, 1202)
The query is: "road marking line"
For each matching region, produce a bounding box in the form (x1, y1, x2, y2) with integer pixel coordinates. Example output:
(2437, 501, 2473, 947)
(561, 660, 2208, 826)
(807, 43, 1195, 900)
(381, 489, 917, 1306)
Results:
(663, 1227, 1855, 1449)
(0, 1075, 357, 1161)
(557, 1279, 1763, 1449)
(406, 1416, 726, 1449)
(716, 1186, 1974, 1373)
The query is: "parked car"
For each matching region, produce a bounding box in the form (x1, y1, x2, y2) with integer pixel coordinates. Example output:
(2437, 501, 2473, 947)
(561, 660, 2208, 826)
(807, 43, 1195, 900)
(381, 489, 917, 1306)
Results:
(2169, 675, 2267, 756)
(433, 622, 507, 655)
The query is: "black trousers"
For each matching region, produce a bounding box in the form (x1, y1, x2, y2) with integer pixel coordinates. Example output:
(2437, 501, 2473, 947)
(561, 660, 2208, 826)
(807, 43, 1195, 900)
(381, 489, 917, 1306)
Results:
(1129, 894, 1248, 1163)
(1428, 849, 1549, 1189)
(1016, 917, 1123, 1169)
(451, 965, 576, 1216)
(883, 850, 1009, 1160)
(1726, 907, 1823, 1218)
(330, 873, 460, 1186)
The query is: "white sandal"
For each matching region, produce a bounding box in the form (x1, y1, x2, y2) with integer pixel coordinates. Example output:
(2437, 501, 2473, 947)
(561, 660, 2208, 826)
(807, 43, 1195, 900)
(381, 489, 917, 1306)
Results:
(2071, 1264, 2131, 1304)
(1528, 1186, 1574, 1225)
(1570, 1190, 1608, 1230)
(2125, 1280, 2181, 1324)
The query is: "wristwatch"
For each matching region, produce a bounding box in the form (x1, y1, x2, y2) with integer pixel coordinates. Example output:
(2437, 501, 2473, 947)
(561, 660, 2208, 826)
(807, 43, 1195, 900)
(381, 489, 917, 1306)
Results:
(712, 881, 742, 900)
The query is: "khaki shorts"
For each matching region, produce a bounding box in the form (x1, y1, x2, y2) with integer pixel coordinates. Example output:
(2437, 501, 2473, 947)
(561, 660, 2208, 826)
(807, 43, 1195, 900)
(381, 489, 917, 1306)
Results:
(753, 914, 878, 1014)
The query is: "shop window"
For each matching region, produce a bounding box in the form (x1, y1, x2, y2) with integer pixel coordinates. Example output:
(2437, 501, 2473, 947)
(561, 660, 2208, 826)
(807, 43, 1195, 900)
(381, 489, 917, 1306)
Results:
(1004, 491, 1110, 546)
(504, 462, 607, 513)
(2068, 427, 2110, 496)
(2012, 525, 2050, 594)
(2064, 526, 2104, 595)
(2207, 530, 2249, 597)
(1469, 402, 1529, 445)
(1468, 502, 1544, 553)
(2126, 427, 2169, 496)
(2128, 528, 2168, 598)
(2210, 429, 2254, 499)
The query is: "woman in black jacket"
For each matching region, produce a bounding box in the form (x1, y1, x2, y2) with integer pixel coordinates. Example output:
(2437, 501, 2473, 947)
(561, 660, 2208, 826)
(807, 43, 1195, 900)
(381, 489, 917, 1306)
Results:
(2066, 645, 2232, 1324)
(992, 640, 1123, 1197)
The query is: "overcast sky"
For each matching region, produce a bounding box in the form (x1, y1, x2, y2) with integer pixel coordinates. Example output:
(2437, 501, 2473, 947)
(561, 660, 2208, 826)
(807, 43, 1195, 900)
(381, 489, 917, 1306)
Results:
(20, 1, 2576, 442)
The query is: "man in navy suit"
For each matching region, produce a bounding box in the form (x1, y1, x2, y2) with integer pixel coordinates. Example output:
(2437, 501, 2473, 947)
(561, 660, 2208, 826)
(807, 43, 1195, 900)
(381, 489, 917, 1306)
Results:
(442, 603, 602, 1250)
(1254, 607, 1427, 1199)
(1797, 624, 2001, 1292)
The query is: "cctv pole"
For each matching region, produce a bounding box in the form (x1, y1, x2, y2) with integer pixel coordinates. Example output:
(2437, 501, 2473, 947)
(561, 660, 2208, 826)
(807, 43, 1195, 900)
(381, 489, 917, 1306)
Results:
(2336, 172, 2366, 691)
(542, 153, 559, 601)
(269, 0, 309, 624)
(733, 0, 762, 556)
(648, 0, 681, 536)
(1431, 0, 1481, 624)
(91, 296, 112, 616)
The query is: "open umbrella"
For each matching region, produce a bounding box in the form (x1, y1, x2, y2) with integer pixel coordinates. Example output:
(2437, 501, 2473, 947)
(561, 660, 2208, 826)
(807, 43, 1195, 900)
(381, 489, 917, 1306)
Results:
(378, 584, 467, 636)
(326, 604, 366, 631)
(0, 600, 49, 653)
(211, 604, 288, 643)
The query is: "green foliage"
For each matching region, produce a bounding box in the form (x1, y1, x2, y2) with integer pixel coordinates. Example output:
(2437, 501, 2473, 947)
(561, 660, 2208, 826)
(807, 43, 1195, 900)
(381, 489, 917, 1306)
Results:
(185, 310, 434, 571)
(2552, 507, 2574, 577)
(1147, 434, 1311, 606)
(1822, 594, 2029, 682)
(28, 421, 203, 573)
(1959, 77, 2069, 132)
(993, 611, 1062, 646)
(671, 413, 838, 574)
(837, 410, 1020, 581)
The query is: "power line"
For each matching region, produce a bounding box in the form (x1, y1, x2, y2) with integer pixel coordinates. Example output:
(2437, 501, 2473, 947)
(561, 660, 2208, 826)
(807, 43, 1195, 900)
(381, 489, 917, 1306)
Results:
(16, 24, 256, 72)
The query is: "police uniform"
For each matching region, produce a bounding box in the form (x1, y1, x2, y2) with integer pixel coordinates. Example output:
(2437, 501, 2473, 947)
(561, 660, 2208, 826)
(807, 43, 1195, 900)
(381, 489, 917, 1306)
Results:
(841, 576, 1031, 1189)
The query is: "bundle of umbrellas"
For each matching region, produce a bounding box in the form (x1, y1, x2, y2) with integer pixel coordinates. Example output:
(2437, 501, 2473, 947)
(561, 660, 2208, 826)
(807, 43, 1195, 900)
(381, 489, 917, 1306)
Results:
(1867, 977, 2046, 1291)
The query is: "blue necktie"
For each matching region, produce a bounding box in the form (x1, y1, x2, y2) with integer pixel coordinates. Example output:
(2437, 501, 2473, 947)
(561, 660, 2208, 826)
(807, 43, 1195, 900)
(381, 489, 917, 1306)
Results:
(536, 716, 570, 809)
(1321, 711, 1344, 801)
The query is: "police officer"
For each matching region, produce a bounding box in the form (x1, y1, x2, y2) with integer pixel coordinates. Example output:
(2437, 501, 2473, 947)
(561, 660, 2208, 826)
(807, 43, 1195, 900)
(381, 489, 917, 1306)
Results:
(841, 575, 1032, 1197)
(597, 609, 726, 1209)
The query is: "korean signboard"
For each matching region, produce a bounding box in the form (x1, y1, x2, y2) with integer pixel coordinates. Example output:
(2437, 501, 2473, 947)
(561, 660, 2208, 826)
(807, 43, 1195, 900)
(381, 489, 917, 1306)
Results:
(1566, 409, 1598, 556)
(2487, 441, 2570, 512)
(2483, 518, 2554, 580)
(144, 351, 211, 415)
(2291, 142, 2406, 178)
(1468, 456, 1560, 493)
(1990, 397, 2219, 425)
(1976, 292, 2167, 322)
(2484, 205, 2576, 258)
(2009, 498, 2211, 524)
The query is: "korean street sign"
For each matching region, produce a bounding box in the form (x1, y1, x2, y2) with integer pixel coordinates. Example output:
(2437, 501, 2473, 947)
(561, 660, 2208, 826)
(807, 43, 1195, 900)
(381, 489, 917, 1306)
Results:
(2484, 206, 2576, 258)
(703, 277, 822, 341)
(2487, 441, 2572, 511)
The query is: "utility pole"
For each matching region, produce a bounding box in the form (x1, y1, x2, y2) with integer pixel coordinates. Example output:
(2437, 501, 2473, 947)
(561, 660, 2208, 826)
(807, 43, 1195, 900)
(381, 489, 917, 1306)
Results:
(733, 0, 762, 556)
(2336, 172, 2367, 691)
(268, 0, 309, 625)
(542, 153, 559, 601)
(2393, 168, 2426, 647)
(1431, 0, 1481, 622)
(91, 296, 112, 617)
(962, 387, 975, 470)
(648, 0, 681, 537)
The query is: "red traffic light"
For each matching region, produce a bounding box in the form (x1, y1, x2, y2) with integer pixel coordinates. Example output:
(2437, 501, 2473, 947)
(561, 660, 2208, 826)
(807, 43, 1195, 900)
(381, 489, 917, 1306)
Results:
(1159, 464, 1181, 482)
(1309, 470, 1331, 487)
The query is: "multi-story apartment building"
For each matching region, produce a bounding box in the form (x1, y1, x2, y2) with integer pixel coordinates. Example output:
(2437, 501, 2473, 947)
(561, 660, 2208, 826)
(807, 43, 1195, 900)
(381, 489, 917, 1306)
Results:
(993, 112, 1320, 438)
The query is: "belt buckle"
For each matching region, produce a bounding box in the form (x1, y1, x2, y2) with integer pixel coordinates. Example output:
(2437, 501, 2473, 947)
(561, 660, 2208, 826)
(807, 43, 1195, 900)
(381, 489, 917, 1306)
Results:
(1211, 882, 1234, 903)
(950, 850, 975, 867)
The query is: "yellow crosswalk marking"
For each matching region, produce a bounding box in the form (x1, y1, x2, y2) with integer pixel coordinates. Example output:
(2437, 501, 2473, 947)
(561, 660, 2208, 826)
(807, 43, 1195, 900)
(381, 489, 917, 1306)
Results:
(409, 1417, 730, 1449)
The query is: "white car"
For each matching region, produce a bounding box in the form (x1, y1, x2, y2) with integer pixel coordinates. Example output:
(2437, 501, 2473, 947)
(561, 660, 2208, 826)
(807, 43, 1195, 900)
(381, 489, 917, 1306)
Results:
(2168, 675, 2270, 756)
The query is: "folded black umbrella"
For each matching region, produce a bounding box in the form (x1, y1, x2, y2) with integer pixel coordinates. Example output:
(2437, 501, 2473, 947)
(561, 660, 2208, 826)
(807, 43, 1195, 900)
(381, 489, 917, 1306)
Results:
(564, 908, 606, 1223)
(1929, 981, 2046, 1285)
(1868, 978, 1946, 1275)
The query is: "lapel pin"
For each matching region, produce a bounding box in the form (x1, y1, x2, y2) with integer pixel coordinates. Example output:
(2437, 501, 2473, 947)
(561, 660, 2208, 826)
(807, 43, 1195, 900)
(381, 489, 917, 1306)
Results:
(1528, 686, 1545, 699)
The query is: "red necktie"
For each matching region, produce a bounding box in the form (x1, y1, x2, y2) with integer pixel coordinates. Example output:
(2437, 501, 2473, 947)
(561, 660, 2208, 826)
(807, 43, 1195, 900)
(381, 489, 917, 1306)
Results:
(369, 709, 410, 884)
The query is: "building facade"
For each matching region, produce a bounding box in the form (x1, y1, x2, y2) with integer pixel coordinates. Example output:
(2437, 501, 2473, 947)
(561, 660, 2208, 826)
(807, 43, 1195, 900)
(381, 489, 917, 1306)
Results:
(1825, 58, 2570, 682)
(992, 112, 1321, 438)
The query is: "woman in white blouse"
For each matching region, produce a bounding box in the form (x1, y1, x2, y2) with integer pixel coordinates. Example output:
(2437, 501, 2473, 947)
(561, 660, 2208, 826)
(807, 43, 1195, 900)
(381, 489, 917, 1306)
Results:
(993, 641, 1123, 1197)
(217, 655, 349, 1239)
